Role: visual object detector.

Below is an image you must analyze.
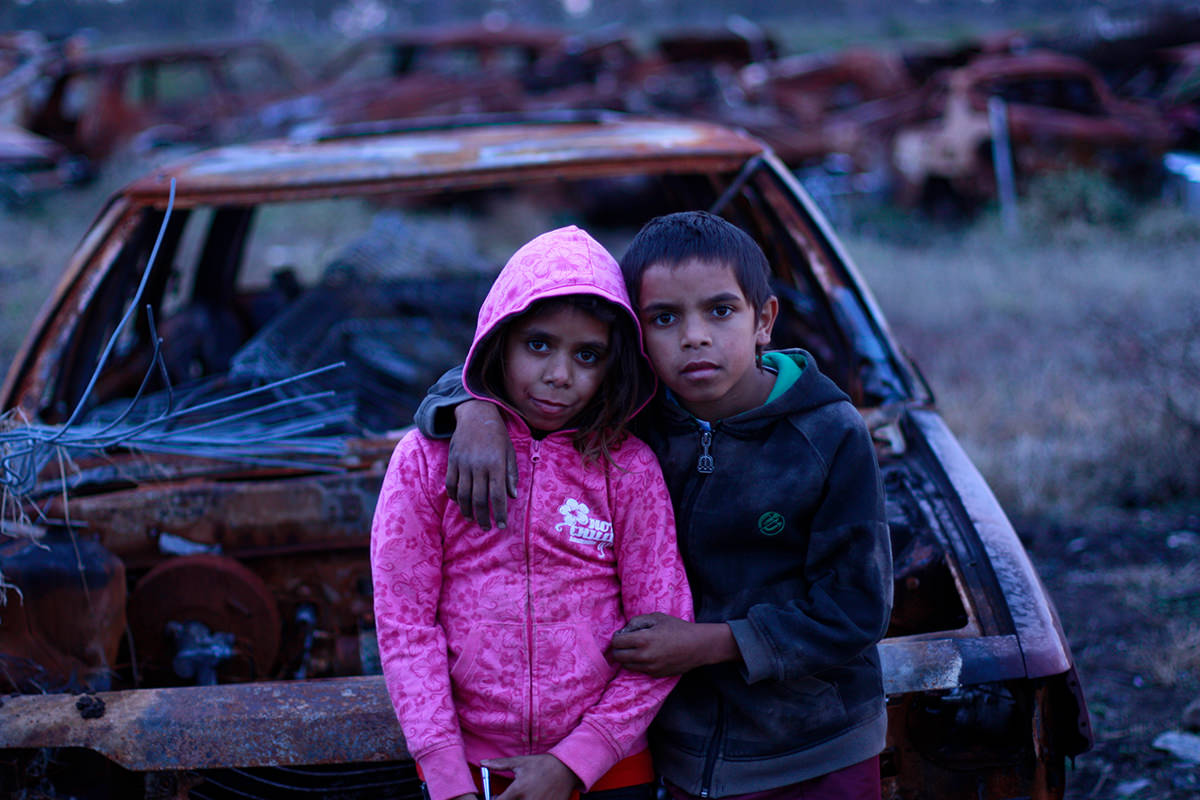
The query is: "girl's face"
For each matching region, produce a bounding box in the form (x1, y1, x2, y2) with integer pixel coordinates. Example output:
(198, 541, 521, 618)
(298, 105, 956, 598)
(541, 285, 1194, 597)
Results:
(502, 305, 612, 433)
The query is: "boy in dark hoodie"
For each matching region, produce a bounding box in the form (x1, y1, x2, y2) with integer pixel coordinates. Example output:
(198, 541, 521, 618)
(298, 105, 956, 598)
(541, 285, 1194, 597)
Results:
(415, 211, 892, 800)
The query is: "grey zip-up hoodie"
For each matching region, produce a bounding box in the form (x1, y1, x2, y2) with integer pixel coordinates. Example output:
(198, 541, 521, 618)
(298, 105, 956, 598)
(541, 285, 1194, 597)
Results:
(414, 350, 892, 796)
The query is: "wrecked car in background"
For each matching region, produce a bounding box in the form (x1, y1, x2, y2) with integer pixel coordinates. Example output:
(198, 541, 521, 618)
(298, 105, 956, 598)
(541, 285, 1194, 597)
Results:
(891, 50, 1172, 212)
(304, 24, 651, 129)
(307, 24, 571, 126)
(0, 121, 91, 205)
(0, 114, 1090, 798)
(733, 48, 919, 170)
(20, 38, 309, 164)
(0, 31, 94, 201)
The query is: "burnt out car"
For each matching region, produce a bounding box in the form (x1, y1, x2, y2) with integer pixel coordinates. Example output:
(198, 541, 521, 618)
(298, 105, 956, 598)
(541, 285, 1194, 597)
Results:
(726, 47, 926, 188)
(306, 25, 567, 127)
(20, 39, 309, 164)
(891, 50, 1171, 211)
(0, 121, 91, 205)
(0, 115, 1090, 798)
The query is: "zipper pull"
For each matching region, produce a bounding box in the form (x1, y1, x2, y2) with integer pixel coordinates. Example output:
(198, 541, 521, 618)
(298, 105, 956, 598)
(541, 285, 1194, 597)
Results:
(697, 425, 714, 474)
(530, 439, 541, 463)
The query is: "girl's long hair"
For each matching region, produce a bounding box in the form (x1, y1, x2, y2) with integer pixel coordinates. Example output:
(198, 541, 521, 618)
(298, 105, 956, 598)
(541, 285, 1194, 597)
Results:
(474, 295, 649, 464)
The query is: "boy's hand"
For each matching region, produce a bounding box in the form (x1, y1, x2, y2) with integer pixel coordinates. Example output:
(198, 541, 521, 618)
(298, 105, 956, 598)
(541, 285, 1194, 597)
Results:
(446, 400, 518, 530)
(482, 754, 578, 800)
(610, 613, 740, 676)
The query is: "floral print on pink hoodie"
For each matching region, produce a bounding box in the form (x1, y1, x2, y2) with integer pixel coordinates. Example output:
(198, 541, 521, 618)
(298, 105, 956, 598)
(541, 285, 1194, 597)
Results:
(371, 226, 692, 800)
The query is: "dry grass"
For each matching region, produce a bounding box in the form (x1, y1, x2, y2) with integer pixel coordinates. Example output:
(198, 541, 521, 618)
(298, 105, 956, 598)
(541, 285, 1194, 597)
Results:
(845, 191, 1200, 523)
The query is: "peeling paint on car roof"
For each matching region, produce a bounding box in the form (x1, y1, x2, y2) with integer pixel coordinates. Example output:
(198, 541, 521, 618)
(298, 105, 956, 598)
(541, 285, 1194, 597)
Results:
(186, 136, 465, 177)
(126, 119, 764, 200)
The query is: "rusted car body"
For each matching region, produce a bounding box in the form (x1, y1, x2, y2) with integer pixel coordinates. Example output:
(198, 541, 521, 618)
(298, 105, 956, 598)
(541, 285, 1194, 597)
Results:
(0, 31, 94, 198)
(891, 51, 1172, 210)
(1109, 42, 1200, 150)
(629, 25, 779, 119)
(307, 25, 571, 126)
(0, 116, 1089, 798)
(1153, 43, 1200, 148)
(732, 48, 922, 169)
(0, 121, 91, 204)
(20, 39, 309, 163)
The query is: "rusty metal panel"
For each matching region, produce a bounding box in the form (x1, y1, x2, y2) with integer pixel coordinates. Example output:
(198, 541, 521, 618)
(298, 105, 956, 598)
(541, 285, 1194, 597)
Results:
(19, 39, 309, 163)
(0, 676, 407, 770)
(27, 437, 395, 500)
(879, 634, 1025, 694)
(0, 535, 126, 693)
(45, 469, 387, 564)
(123, 119, 763, 202)
(891, 50, 1171, 206)
(907, 409, 1073, 680)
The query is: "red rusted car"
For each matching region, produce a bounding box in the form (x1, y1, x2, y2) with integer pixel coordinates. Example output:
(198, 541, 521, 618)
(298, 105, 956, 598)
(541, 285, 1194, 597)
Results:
(0, 114, 1089, 798)
(305, 25, 570, 126)
(891, 50, 1172, 211)
(733, 48, 922, 170)
(0, 122, 92, 205)
(20, 38, 309, 163)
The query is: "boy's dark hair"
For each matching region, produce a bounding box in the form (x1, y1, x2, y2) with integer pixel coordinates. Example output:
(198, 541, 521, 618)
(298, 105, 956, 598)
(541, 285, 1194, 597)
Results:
(619, 211, 773, 312)
(474, 294, 649, 464)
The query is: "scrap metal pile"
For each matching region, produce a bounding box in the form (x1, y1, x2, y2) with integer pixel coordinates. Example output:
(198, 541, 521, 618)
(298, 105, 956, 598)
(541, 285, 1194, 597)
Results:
(0, 110, 1092, 798)
(4, 11, 1200, 212)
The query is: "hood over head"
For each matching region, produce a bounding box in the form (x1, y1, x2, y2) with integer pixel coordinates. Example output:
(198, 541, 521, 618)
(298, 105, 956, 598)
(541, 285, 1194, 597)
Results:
(463, 225, 654, 417)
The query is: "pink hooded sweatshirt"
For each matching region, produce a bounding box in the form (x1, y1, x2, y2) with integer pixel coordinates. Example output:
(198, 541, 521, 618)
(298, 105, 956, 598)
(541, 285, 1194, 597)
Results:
(371, 226, 692, 800)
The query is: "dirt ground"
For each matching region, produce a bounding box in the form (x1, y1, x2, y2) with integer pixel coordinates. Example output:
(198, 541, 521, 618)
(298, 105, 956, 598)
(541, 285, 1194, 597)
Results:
(1018, 510, 1200, 800)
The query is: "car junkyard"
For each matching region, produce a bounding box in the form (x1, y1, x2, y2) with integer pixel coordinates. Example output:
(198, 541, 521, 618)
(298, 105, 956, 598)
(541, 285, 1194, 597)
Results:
(0, 113, 1092, 798)
(4, 13, 1200, 212)
(7, 4, 1200, 799)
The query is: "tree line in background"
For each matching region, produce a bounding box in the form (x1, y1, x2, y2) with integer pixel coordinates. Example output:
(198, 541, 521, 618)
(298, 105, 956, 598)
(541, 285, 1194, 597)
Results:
(0, 0, 1188, 42)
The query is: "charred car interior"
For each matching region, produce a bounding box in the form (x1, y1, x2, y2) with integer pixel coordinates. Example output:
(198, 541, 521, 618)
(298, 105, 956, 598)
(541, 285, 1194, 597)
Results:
(0, 117, 1090, 799)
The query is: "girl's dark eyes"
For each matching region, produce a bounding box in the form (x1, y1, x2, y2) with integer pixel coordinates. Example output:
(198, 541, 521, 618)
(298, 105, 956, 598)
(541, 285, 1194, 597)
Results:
(651, 312, 676, 326)
(525, 340, 602, 365)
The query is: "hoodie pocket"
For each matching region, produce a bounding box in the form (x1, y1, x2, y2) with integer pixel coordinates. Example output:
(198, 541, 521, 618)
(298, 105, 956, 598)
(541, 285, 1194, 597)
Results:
(530, 622, 615, 741)
(723, 674, 847, 758)
(450, 622, 528, 735)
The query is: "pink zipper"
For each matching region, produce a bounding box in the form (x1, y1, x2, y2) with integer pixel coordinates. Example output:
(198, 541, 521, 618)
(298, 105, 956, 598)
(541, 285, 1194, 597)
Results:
(524, 438, 541, 750)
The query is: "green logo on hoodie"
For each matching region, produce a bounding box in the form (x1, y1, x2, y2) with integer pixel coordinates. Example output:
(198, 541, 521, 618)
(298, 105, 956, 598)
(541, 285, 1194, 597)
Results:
(758, 511, 785, 536)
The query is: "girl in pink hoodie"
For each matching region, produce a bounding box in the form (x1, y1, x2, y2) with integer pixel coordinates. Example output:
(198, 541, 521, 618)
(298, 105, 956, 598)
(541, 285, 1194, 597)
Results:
(371, 226, 692, 800)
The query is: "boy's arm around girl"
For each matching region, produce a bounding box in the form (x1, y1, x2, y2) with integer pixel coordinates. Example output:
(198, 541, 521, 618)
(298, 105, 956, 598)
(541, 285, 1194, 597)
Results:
(417, 365, 893, 686)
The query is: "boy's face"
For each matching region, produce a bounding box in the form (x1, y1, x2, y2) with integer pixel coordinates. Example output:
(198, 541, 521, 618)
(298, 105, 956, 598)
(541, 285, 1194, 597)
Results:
(637, 258, 778, 421)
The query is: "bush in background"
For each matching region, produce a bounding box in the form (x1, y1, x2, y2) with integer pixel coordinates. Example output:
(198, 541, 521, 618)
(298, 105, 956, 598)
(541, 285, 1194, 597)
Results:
(1019, 168, 1137, 232)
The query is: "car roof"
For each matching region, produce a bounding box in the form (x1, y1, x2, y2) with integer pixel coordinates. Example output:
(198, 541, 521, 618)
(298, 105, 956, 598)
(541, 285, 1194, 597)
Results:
(55, 38, 289, 69)
(330, 23, 566, 50)
(956, 50, 1103, 82)
(122, 116, 766, 205)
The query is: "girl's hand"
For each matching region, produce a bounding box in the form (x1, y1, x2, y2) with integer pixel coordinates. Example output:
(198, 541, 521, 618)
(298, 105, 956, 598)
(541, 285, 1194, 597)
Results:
(610, 613, 741, 676)
(481, 754, 578, 800)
